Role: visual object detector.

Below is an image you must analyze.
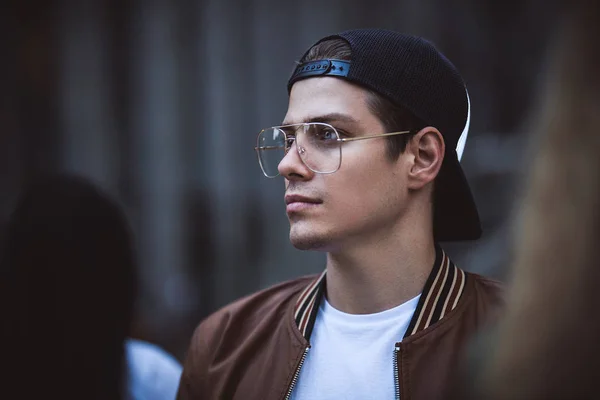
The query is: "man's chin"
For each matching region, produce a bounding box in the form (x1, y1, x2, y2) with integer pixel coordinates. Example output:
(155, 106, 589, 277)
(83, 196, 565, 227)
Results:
(289, 228, 329, 251)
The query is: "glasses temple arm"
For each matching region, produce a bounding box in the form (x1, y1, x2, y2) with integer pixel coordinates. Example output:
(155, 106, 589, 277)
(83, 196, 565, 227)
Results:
(337, 130, 413, 142)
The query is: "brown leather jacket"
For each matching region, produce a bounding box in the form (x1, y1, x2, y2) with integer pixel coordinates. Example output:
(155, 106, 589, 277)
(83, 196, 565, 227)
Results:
(178, 247, 504, 400)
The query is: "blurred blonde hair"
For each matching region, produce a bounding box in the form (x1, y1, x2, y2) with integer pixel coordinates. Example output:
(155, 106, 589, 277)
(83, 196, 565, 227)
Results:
(481, 1, 600, 398)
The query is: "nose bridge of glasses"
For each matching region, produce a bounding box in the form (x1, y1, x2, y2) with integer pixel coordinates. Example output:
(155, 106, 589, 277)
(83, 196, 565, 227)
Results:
(277, 131, 311, 176)
(278, 124, 305, 151)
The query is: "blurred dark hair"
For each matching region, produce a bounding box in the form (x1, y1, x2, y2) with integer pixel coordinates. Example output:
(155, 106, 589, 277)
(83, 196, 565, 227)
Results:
(301, 38, 426, 160)
(0, 173, 138, 399)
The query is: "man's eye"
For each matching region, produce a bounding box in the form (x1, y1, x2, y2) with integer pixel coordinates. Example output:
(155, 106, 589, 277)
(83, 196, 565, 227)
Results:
(315, 127, 337, 141)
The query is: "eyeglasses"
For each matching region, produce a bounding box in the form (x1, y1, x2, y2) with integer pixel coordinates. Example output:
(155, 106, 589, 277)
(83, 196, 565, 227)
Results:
(255, 122, 413, 178)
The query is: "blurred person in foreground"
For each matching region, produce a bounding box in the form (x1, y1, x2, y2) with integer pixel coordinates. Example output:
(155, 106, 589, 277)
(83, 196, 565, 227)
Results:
(178, 29, 505, 400)
(0, 174, 181, 400)
(470, 1, 600, 399)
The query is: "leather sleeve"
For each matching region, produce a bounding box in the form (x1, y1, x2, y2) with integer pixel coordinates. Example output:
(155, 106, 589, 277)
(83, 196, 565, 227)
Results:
(177, 323, 209, 400)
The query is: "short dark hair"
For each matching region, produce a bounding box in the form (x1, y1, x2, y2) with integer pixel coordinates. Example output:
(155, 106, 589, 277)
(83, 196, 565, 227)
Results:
(301, 38, 427, 160)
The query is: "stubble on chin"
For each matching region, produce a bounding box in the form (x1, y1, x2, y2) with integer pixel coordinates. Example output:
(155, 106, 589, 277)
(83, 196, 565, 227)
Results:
(288, 223, 329, 251)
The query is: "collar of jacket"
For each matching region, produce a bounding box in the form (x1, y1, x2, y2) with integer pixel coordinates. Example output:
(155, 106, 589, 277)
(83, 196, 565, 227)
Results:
(293, 245, 468, 341)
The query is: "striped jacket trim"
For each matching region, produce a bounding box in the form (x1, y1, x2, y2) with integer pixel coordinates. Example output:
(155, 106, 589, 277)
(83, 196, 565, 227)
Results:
(292, 246, 467, 341)
(403, 246, 466, 338)
(294, 270, 327, 339)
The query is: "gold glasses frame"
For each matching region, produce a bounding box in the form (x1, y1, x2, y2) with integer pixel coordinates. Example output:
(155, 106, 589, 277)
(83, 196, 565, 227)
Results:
(255, 122, 414, 178)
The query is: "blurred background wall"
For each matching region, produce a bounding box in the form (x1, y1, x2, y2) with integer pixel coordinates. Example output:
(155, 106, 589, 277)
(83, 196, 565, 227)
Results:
(1, 0, 562, 360)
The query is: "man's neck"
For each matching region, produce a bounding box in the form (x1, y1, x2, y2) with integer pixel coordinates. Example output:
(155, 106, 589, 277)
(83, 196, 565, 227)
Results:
(324, 228, 436, 315)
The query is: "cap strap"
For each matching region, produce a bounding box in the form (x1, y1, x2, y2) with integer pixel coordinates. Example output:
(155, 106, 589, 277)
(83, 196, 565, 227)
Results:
(289, 59, 351, 87)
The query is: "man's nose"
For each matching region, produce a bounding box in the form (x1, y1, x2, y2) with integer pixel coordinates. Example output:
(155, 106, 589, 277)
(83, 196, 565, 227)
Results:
(278, 140, 314, 181)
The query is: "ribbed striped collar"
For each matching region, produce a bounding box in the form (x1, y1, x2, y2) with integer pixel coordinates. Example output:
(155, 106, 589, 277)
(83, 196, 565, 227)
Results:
(293, 246, 467, 341)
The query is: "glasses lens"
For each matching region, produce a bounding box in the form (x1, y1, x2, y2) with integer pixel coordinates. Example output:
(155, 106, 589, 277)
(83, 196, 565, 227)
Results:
(297, 123, 341, 174)
(256, 128, 286, 177)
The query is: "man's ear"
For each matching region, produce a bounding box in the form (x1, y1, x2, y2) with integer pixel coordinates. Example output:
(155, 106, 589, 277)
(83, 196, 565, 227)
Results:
(406, 127, 445, 190)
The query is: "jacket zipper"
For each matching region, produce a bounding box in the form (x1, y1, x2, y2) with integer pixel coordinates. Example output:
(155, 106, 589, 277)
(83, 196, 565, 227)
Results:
(286, 344, 401, 399)
(394, 344, 402, 400)
(284, 346, 310, 400)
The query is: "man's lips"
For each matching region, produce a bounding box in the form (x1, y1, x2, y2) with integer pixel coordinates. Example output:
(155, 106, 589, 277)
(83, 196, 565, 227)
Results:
(284, 194, 322, 205)
(284, 194, 322, 213)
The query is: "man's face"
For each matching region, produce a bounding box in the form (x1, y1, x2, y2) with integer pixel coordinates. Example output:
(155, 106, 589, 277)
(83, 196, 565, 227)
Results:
(280, 77, 413, 251)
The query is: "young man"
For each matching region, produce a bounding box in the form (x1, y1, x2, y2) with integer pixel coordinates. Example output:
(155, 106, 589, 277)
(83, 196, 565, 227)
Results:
(178, 29, 503, 400)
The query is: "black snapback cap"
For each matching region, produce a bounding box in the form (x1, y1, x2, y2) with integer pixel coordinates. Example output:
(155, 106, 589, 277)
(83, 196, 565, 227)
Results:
(287, 28, 481, 241)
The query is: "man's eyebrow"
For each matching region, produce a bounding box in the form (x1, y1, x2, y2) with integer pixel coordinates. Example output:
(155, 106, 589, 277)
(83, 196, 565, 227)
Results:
(281, 113, 359, 126)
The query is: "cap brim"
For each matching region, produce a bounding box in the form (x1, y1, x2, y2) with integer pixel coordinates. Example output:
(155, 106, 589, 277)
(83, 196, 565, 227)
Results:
(433, 149, 481, 241)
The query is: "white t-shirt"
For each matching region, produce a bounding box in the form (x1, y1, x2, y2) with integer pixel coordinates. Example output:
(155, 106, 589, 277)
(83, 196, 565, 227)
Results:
(290, 294, 420, 400)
